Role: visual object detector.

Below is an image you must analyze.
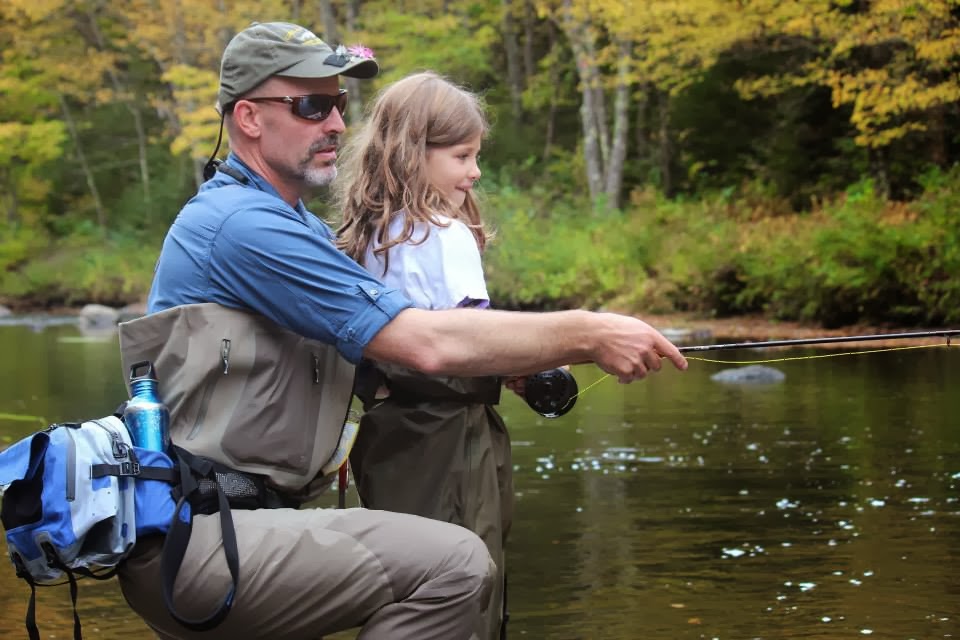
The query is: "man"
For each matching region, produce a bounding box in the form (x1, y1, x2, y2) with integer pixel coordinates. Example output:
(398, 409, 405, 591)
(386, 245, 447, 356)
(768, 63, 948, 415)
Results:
(116, 21, 687, 640)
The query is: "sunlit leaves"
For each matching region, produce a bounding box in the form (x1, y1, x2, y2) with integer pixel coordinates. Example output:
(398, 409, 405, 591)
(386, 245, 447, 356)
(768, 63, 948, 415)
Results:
(0, 121, 67, 166)
(162, 65, 220, 158)
(350, 2, 497, 87)
(738, 0, 960, 148)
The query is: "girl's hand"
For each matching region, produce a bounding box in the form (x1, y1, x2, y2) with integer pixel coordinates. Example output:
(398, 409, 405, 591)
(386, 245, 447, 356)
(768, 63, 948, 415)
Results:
(503, 365, 571, 398)
(503, 375, 526, 398)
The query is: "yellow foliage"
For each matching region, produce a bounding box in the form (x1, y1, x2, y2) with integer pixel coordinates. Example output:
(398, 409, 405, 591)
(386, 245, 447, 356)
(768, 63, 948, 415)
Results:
(162, 65, 220, 159)
(741, 0, 960, 148)
(0, 121, 67, 165)
(1, 0, 68, 23)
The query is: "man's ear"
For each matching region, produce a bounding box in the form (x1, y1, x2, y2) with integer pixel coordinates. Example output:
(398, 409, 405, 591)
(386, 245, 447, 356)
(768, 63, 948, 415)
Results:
(229, 101, 263, 139)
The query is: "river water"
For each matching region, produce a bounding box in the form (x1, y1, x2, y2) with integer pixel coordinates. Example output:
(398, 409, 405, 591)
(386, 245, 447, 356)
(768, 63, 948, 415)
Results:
(0, 321, 958, 639)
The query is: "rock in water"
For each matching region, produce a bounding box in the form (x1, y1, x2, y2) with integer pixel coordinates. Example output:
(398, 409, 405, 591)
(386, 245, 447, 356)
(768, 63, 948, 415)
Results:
(79, 303, 120, 329)
(710, 364, 785, 384)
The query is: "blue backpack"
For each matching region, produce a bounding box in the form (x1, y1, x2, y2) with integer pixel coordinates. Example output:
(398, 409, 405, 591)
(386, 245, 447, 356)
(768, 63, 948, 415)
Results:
(0, 414, 240, 639)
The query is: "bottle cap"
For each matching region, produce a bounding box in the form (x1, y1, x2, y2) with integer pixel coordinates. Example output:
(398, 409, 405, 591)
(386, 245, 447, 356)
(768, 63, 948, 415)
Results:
(129, 360, 158, 383)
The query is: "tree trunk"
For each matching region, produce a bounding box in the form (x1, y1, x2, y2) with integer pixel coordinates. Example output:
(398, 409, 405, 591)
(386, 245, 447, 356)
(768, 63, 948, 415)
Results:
(319, 0, 339, 43)
(604, 40, 632, 209)
(344, 0, 363, 122)
(542, 21, 559, 161)
(216, 0, 232, 51)
(869, 146, 890, 199)
(59, 94, 106, 228)
(657, 92, 674, 197)
(591, 79, 608, 166)
(86, 8, 152, 208)
(168, 0, 205, 188)
(319, 0, 362, 121)
(927, 103, 947, 167)
(522, 0, 536, 79)
(558, 0, 603, 200)
(634, 82, 652, 168)
(579, 73, 604, 200)
(502, 0, 524, 119)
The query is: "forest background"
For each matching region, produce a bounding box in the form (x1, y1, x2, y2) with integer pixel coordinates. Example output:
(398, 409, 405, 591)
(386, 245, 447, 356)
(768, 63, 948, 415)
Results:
(1, 0, 958, 328)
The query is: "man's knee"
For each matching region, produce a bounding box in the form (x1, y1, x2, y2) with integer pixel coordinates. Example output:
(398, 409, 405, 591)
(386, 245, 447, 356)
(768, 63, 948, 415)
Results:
(430, 525, 495, 605)
(463, 530, 497, 602)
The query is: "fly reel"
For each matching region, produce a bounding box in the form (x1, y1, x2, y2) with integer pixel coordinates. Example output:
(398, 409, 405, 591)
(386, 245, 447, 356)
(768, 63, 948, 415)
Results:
(523, 368, 578, 418)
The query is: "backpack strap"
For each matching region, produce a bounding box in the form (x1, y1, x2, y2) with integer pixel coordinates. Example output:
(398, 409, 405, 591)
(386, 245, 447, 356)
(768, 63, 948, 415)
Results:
(91, 462, 176, 481)
(13, 554, 41, 640)
(160, 445, 240, 631)
(29, 543, 116, 640)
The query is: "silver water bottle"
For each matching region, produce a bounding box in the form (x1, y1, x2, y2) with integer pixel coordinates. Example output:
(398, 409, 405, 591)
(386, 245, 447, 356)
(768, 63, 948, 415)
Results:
(123, 360, 171, 452)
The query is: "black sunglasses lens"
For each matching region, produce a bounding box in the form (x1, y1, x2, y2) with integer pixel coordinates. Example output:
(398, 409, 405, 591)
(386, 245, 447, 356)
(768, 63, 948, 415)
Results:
(295, 93, 347, 120)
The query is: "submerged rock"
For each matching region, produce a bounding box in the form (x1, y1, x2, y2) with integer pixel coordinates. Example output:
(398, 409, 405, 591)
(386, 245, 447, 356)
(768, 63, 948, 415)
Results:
(711, 364, 785, 384)
(118, 302, 148, 322)
(79, 303, 120, 329)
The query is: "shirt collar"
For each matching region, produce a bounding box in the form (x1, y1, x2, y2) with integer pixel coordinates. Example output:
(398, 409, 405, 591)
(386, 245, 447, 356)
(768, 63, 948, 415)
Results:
(212, 153, 311, 218)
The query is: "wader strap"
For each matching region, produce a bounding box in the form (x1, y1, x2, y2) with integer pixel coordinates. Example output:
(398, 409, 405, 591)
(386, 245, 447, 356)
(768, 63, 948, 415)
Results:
(501, 573, 509, 640)
(161, 446, 239, 632)
(338, 463, 348, 509)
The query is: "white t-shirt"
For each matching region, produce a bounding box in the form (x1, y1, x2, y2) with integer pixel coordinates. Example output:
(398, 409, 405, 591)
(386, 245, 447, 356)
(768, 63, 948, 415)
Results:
(363, 213, 489, 310)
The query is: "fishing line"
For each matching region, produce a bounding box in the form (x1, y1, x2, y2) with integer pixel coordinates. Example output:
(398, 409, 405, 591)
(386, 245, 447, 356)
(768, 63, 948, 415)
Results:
(570, 340, 958, 404)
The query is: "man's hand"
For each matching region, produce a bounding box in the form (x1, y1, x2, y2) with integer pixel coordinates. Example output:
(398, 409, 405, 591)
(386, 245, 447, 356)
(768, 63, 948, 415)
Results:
(586, 314, 687, 383)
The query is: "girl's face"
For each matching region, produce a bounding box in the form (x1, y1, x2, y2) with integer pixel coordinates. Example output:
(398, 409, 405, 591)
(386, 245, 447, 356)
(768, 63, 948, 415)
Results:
(424, 134, 482, 209)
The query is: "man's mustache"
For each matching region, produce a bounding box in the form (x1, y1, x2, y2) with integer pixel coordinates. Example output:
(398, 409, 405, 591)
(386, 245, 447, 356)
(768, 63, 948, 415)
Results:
(308, 135, 340, 155)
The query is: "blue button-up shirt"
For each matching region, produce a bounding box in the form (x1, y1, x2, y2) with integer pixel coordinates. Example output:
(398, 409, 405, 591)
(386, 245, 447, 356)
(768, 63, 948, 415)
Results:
(148, 154, 412, 364)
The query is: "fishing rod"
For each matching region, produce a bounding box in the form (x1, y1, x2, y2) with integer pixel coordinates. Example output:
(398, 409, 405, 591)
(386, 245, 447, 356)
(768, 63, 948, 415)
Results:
(677, 329, 960, 353)
(524, 329, 960, 418)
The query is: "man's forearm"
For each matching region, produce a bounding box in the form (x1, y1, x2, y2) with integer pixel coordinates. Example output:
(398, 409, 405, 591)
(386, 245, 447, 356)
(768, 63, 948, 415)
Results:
(366, 307, 592, 375)
(364, 307, 687, 382)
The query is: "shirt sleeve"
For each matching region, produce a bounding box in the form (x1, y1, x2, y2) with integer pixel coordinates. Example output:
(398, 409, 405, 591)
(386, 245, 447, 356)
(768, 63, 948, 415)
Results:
(385, 220, 489, 310)
(208, 206, 412, 364)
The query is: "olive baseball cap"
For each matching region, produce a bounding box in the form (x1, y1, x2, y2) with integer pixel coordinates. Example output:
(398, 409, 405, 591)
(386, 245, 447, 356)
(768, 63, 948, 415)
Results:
(217, 21, 379, 109)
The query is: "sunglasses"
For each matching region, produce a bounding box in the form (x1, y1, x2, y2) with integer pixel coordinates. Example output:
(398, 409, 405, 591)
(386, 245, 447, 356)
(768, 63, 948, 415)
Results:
(244, 90, 348, 122)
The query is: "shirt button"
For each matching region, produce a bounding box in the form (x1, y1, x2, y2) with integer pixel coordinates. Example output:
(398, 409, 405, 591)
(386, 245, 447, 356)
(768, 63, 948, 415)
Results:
(370, 289, 378, 296)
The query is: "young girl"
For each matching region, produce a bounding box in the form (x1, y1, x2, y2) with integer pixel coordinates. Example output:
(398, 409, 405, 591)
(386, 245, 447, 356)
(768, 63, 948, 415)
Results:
(335, 71, 511, 640)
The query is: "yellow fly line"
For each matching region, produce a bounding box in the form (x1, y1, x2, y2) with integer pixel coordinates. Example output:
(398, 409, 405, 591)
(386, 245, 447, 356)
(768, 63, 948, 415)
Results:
(573, 341, 959, 400)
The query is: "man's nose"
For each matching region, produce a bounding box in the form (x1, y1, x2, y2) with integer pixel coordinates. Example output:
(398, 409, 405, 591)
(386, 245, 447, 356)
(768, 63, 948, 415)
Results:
(323, 107, 346, 134)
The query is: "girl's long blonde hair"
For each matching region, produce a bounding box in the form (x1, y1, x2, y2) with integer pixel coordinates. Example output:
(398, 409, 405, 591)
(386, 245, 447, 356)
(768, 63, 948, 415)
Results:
(334, 71, 491, 269)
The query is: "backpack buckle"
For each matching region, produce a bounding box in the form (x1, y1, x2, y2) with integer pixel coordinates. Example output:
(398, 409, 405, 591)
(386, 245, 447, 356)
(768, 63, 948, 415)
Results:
(119, 461, 141, 476)
(111, 433, 127, 459)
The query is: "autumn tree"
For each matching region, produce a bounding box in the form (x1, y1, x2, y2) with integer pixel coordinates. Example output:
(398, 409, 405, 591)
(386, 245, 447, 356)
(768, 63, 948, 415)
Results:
(736, 0, 960, 192)
(0, 0, 121, 228)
